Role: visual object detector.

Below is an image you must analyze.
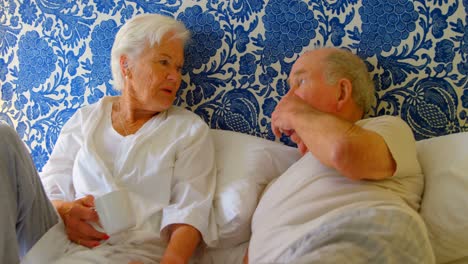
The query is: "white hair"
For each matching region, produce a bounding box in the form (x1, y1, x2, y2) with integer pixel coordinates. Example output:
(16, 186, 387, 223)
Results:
(323, 49, 375, 114)
(111, 13, 190, 90)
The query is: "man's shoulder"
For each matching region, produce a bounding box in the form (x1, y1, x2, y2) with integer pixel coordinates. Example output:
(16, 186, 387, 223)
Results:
(359, 115, 404, 122)
(356, 115, 409, 129)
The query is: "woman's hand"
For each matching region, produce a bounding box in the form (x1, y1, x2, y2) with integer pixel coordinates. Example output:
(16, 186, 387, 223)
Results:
(243, 248, 249, 264)
(161, 224, 201, 264)
(53, 195, 109, 248)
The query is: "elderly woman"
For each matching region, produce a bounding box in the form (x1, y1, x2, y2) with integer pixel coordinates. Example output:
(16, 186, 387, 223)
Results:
(1, 14, 216, 264)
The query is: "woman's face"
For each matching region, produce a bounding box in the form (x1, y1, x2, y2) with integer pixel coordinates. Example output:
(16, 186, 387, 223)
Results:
(126, 33, 184, 113)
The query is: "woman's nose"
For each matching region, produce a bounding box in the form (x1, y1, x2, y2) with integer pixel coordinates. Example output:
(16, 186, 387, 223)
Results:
(166, 68, 181, 81)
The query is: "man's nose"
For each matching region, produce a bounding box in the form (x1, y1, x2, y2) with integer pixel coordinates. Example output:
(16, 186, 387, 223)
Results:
(286, 85, 297, 96)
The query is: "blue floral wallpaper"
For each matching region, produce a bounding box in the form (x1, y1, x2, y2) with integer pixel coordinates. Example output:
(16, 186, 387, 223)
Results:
(1, 0, 467, 171)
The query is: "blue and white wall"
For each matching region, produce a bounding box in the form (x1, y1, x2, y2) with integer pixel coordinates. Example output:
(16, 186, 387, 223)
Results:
(1, 0, 467, 171)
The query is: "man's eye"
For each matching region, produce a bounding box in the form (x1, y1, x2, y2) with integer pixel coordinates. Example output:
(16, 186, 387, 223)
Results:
(159, 60, 169, 65)
(294, 79, 304, 87)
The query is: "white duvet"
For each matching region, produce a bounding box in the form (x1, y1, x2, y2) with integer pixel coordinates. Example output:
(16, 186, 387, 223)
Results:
(274, 203, 435, 264)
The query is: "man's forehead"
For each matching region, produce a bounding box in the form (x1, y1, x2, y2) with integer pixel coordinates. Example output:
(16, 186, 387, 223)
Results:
(290, 54, 314, 76)
(290, 68, 307, 77)
(290, 50, 327, 75)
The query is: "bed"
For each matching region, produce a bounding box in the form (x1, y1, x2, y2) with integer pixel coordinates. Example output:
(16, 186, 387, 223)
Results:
(200, 129, 468, 264)
(2, 0, 468, 263)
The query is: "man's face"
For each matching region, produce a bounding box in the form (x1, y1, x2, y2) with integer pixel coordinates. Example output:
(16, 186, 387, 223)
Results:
(286, 50, 340, 114)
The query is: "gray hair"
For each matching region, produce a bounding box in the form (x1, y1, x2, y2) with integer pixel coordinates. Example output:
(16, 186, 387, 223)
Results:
(323, 49, 375, 114)
(111, 14, 190, 91)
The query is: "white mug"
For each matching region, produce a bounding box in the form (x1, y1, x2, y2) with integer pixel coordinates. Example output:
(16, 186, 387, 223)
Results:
(94, 189, 136, 235)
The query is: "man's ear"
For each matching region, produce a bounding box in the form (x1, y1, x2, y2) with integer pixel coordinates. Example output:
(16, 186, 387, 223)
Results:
(336, 78, 353, 111)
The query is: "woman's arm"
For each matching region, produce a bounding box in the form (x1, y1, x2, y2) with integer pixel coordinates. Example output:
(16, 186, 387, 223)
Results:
(52, 196, 109, 248)
(161, 224, 201, 264)
(41, 109, 84, 202)
(160, 118, 217, 252)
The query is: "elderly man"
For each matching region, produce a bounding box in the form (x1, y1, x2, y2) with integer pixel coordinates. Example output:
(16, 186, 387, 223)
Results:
(247, 48, 435, 263)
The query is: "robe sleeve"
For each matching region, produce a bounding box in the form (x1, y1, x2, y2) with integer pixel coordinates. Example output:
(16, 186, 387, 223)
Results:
(160, 120, 218, 246)
(40, 109, 84, 202)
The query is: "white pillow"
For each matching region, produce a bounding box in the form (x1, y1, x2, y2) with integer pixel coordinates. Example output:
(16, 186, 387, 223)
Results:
(417, 132, 468, 264)
(211, 129, 301, 248)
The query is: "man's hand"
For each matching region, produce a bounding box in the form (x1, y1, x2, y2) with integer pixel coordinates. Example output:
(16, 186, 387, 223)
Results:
(272, 94, 312, 154)
(53, 195, 109, 248)
(290, 131, 308, 155)
(271, 94, 313, 138)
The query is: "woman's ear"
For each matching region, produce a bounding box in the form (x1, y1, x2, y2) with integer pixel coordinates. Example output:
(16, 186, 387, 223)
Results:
(336, 78, 353, 111)
(120, 56, 129, 78)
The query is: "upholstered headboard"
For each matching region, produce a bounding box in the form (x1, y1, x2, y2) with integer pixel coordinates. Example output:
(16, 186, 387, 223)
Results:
(1, 0, 467, 171)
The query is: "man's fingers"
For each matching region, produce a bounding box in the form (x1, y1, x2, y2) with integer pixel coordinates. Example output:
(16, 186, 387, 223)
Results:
(272, 125, 281, 138)
(298, 142, 308, 155)
(282, 129, 293, 136)
(271, 117, 282, 138)
(290, 132, 301, 144)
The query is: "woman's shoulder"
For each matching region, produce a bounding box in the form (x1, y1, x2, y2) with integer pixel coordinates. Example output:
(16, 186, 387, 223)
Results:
(66, 96, 113, 128)
(167, 106, 207, 124)
(76, 96, 114, 114)
(164, 106, 211, 136)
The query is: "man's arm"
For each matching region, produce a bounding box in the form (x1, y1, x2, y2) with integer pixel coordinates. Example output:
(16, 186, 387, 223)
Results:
(161, 224, 201, 264)
(271, 95, 395, 180)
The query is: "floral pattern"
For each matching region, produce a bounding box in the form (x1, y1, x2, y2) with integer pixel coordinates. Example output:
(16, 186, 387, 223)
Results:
(0, 0, 467, 171)
(17, 31, 57, 92)
(261, 0, 318, 65)
(358, 0, 419, 57)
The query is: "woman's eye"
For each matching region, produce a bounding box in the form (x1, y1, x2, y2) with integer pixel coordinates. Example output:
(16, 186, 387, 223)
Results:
(159, 60, 169, 65)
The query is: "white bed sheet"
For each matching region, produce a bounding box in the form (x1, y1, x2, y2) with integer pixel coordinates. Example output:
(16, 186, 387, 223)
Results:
(197, 243, 248, 264)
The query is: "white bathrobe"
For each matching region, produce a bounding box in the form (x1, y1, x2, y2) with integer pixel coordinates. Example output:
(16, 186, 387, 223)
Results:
(23, 96, 217, 264)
